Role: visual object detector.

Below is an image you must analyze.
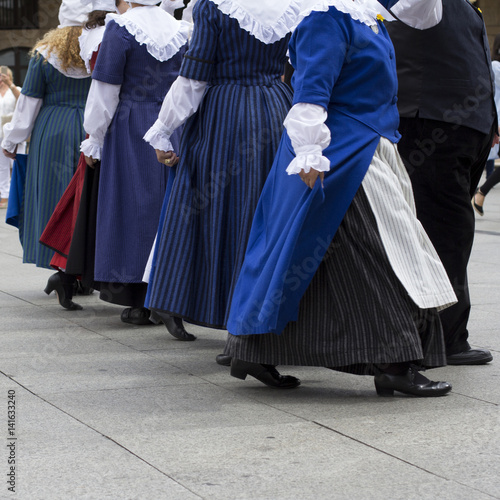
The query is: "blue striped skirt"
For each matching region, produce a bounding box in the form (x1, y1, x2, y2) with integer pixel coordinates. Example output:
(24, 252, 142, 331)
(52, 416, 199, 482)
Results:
(146, 80, 293, 328)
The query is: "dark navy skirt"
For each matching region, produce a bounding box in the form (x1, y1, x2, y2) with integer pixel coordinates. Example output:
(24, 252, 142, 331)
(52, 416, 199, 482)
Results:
(146, 80, 293, 328)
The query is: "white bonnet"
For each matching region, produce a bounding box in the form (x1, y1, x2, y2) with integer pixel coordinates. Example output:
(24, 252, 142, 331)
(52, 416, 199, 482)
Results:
(58, 0, 93, 28)
(80, 0, 117, 12)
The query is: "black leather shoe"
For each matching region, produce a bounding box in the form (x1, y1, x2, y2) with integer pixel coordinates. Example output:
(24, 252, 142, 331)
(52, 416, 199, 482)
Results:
(230, 359, 300, 389)
(216, 354, 231, 366)
(447, 348, 493, 365)
(44, 272, 82, 311)
(374, 366, 451, 397)
(152, 311, 196, 341)
(121, 307, 154, 325)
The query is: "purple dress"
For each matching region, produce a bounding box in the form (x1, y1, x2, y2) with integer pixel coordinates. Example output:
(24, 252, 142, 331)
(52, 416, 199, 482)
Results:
(92, 20, 185, 306)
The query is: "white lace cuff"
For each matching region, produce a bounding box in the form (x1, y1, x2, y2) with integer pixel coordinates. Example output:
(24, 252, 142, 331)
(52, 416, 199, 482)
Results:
(80, 136, 102, 160)
(83, 80, 120, 155)
(286, 145, 330, 175)
(284, 102, 331, 175)
(143, 120, 174, 152)
(1, 139, 17, 153)
(143, 76, 206, 152)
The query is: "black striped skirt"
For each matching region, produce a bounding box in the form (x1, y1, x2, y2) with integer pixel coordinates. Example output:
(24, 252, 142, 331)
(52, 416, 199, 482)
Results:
(224, 185, 447, 374)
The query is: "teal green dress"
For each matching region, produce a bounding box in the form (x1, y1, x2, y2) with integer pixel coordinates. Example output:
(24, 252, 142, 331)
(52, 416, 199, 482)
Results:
(19, 53, 91, 269)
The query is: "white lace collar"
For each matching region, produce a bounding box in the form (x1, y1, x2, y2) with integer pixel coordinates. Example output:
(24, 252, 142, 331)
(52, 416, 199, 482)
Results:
(296, 0, 395, 29)
(35, 47, 90, 79)
(79, 25, 106, 75)
(110, 6, 190, 62)
(208, 0, 309, 44)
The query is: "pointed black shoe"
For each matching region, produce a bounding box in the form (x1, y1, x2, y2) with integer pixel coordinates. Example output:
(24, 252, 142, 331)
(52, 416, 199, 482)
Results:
(44, 272, 82, 311)
(472, 189, 484, 216)
(374, 366, 451, 397)
(230, 359, 301, 389)
(151, 311, 196, 341)
(216, 354, 232, 366)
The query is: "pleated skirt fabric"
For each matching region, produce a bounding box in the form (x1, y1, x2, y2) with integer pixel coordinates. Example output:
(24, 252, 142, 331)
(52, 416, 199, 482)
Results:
(224, 184, 447, 374)
(39, 151, 87, 269)
(146, 81, 293, 328)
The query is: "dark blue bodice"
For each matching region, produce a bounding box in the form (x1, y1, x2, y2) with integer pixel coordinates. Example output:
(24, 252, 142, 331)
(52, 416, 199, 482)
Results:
(179, 0, 290, 86)
(290, 7, 401, 142)
(92, 20, 186, 102)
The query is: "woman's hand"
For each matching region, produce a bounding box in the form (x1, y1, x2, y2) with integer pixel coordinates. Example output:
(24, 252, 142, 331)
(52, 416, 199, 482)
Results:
(155, 149, 179, 167)
(299, 169, 324, 189)
(0, 73, 13, 88)
(84, 155, 98, 168)
(493, 128, 500, 148)
(2, 146, 17, 159)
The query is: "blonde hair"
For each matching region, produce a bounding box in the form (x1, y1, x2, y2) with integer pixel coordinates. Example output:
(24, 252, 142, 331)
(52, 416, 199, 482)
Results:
(31, 26, 86, 72)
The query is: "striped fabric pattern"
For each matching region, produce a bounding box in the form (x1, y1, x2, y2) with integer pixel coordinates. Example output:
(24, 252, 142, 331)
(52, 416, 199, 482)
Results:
(146, 0, 293, 329)
(20, 55, 90, 269)
(362, 138, 457, 311)
(180, 1, 292, 86)
(225, 185, 447, 373)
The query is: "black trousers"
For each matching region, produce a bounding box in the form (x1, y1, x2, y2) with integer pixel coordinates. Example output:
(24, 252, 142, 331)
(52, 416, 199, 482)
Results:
(479, 161, 500, 195)
(397, 118, 493, 355)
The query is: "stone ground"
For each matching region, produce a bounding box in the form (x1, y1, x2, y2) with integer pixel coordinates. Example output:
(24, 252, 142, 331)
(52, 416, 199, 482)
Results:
(0, 180, 498, 500)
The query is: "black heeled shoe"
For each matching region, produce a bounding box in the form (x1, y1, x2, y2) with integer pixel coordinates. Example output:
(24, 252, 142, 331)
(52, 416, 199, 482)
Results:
(216, 354, 232, 366)
(472, 189, 484, 216)
(230, 359, 301, 389)
(44, 271, 82, 311)
(374, 365, 451, 397)
(151, 311, 196, 341)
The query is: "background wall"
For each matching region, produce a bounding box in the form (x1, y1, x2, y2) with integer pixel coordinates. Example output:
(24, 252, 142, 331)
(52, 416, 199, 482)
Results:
(0, 0, 61, 85)
(0, 0, 60, 52)
(479, 0, 500, 43)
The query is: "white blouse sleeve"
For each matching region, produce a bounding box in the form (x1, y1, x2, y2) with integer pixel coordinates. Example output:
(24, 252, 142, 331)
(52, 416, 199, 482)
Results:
(391, 0, 442, 29)
(284, 103, 331, 175)
(144, 76, 207, 152)
(1, 94, 42, 152)
(493, 61, 500, 90)
(80, 80, 121, 160)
